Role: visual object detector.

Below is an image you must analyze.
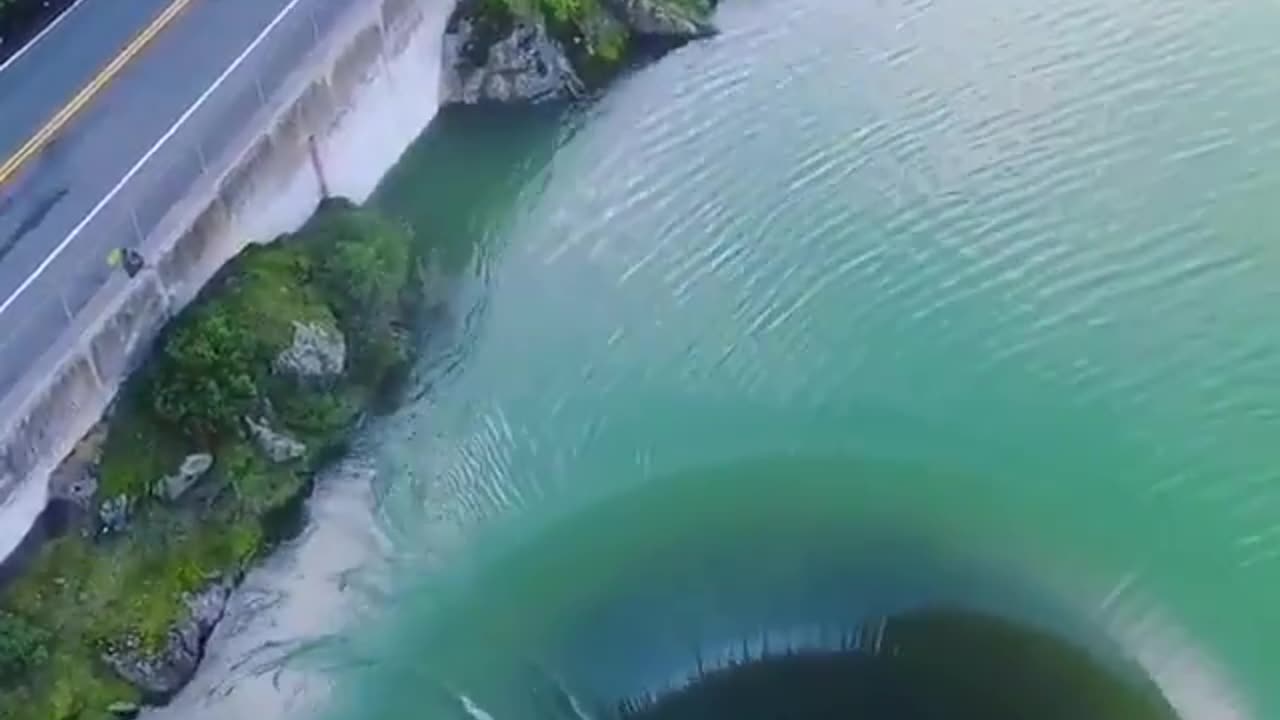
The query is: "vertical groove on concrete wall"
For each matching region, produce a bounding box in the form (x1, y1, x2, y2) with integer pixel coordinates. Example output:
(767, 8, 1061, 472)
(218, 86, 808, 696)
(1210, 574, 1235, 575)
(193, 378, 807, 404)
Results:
(308, 135, 331, 199)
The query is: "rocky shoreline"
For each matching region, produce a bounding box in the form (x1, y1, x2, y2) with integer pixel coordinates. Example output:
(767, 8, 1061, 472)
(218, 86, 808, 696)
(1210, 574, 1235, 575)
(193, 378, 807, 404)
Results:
(0, 1, 719, 717)
(442, 0, 718, 104)
(0, 200, 425, 719)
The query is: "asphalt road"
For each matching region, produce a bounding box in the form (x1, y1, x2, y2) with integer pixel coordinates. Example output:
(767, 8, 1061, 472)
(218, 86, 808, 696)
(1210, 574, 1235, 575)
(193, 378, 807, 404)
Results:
(0, 0, 352, 399)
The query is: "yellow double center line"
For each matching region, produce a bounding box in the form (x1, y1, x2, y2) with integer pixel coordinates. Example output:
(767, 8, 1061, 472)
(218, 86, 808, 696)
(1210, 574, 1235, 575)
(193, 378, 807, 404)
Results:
(0, 0, 195, 187)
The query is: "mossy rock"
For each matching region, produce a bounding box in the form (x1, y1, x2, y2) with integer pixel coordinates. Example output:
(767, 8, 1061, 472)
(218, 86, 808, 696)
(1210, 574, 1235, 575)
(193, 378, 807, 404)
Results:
(295, 199, 416, 389)
(457, 0, 717, 92)
(140, 199, 413, 446)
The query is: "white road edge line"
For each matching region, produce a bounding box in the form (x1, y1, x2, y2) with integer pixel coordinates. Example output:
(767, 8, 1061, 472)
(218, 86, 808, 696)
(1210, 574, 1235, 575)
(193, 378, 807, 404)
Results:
(0, 0, 306, 319)
(0, 0, 92, 75)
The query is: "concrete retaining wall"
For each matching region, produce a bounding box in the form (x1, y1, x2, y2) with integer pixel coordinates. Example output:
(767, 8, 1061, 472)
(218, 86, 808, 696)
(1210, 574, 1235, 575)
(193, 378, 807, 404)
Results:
(0, 0, 453, 559)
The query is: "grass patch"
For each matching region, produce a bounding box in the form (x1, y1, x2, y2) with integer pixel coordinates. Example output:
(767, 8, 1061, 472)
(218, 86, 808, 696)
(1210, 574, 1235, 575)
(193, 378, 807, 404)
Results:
(97, 391, 186, 501)
(219, 442, 305, 514)
(0, 537, 142, 719)
(0, 610, 49, 679)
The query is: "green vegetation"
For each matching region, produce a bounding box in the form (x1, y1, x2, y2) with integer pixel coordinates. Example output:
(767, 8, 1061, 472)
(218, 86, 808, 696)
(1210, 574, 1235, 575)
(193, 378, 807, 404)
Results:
(0, 611, 49, 678)
(152, 223, 340, 441)
(305, 203, 413, 389)
(533, 0, 633, 84)
(0, 200, 420, 719)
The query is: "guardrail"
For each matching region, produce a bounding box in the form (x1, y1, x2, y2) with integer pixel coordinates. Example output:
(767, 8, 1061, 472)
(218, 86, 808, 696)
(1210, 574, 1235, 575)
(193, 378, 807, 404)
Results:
(0, 0, 352, 404)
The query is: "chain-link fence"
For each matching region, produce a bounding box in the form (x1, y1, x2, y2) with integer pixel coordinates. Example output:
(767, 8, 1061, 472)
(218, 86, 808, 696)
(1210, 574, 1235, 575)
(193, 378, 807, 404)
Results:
(0, 0, 355, 402)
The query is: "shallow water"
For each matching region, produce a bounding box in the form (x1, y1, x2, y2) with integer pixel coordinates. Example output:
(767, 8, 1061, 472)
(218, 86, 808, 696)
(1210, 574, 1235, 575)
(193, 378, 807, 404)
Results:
(158, 0, 1280, 716)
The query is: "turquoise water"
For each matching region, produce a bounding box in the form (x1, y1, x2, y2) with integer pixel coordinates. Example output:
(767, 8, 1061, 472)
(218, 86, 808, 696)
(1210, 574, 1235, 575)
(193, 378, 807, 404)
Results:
(317, 0, 1280, 716)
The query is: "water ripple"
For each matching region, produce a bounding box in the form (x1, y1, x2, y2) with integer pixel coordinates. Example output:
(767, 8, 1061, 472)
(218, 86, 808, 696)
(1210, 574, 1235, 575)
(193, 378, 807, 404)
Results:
(230, 0, 1280, 718)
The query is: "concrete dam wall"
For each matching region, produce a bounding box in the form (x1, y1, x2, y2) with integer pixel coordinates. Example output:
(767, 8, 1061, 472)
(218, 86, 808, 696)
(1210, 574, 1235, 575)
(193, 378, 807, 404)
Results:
(0, 0, 453, 559)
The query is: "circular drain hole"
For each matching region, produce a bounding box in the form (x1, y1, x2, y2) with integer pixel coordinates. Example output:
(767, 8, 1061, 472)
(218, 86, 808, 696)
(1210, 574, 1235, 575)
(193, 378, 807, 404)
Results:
(619, 609, 1178, 720)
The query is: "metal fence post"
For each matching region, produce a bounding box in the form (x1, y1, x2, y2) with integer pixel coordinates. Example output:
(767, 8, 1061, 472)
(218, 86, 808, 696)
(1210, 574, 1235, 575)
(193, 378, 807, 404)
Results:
(129, 205, 145, 243)
(59, 289, 74, 322)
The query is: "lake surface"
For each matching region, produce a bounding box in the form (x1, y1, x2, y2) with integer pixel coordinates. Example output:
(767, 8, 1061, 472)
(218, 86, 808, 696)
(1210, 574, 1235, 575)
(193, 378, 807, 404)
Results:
(154, 0, 1280, 717)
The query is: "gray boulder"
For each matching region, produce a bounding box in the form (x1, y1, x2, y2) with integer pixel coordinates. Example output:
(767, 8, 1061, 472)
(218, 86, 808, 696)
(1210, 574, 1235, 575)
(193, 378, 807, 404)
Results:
(443, 18, 583, 104)
(98, 494, 131, 535)
(103, 579, 231, 698)
(155, 453, 214, 502)
(246, 416, 306, 463)
(273, 321, 346, 386)
(602, 0, 716, 37)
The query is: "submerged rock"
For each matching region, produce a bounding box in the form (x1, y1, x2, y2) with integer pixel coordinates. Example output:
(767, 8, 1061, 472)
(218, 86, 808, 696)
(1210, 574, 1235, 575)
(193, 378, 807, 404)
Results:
(443, 17, 583, 104)
(246, 416, 306, 463)
(102, 579, 231, 698)
(156, 453, 214, 502)
(273, 321, 346, 386)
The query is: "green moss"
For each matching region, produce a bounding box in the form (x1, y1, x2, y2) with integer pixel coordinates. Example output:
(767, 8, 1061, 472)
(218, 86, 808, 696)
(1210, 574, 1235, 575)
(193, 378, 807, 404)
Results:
(299, 201, 415, 388)
(219, 442, 304, 514)
(463, 0, 628, 79)
(593, 18, 630, 63)
(0, 200, 420, 718)
(0, 610, 49, 679)
(540, 0, 589, 24)
(463, 0, 720, 90)
(97, 391, 185, 501)
(0, 648, 136, 720)
(2, 512, 255, 662)
(272, 385, 362, 447)
(85, 511, 262, 653)
(0, 537, 142, 720)
(150, 241, 333, 443)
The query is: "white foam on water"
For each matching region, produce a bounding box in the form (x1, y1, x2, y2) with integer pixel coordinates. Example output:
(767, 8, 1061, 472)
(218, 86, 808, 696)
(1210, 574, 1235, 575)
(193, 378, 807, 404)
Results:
(142, 458, 389, 719)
